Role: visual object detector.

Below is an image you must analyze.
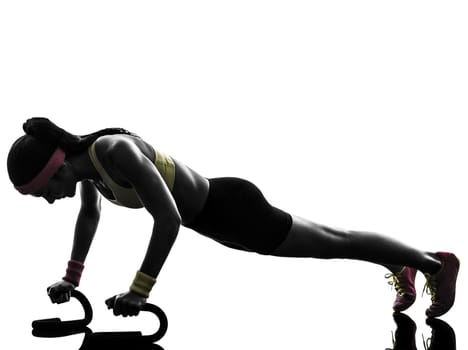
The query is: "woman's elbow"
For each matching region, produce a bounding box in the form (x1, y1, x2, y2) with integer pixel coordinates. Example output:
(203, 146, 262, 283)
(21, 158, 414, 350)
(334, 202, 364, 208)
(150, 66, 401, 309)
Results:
(169, 213, 182, 227)
(79, 202, 101, 221)
(155, 212, 182, 230)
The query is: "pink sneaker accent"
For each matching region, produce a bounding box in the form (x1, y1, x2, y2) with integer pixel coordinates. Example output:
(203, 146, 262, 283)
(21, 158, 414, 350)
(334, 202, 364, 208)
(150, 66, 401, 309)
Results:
(423, 252, 460, 318)
(385, 267, 417, 312)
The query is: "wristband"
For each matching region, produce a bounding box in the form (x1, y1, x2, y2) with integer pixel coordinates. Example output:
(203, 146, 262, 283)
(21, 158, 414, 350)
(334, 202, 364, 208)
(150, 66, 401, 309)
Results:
(129, 271, 156, 298)
(63, 260, 84, 286)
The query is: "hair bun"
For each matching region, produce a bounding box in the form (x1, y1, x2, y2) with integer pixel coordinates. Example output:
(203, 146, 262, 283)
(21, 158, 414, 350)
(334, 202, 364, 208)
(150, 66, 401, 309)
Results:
(23, 117, 54, 137)
(22, 117, 82, 150)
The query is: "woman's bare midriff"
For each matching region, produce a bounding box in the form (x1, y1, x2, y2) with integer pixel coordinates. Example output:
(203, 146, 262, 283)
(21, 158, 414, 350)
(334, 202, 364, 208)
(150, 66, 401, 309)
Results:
(171, 159, 209, 225)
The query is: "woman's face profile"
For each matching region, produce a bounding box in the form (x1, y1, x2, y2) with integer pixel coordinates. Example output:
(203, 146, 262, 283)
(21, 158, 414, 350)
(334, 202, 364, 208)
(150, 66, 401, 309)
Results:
(31, 162, 77, 203)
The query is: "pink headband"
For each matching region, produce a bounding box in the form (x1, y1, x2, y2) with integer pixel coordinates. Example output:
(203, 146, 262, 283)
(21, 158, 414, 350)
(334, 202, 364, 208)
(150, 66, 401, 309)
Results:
(15, 147, 66, 194)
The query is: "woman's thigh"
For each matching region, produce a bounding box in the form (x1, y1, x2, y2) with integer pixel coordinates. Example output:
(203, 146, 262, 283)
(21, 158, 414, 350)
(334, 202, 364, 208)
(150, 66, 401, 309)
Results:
(271, 215, 350, 258)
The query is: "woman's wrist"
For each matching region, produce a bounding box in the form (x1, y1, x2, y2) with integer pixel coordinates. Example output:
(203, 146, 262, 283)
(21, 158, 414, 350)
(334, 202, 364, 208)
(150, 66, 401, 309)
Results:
(63, 260, 84, 286)
(129, 271, 156, 298)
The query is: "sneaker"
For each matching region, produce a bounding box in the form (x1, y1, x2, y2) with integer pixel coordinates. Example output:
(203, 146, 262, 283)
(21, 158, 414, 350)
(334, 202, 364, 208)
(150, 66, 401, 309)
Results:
(385, 267, 417, 312)
(423, 252, 460, 318)
(423, 318, 456, 350)
(386, 312, 417, 350)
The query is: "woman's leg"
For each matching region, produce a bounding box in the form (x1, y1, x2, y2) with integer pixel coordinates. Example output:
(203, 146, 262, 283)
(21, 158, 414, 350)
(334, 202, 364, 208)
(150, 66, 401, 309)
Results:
(271, 215, 442, 274)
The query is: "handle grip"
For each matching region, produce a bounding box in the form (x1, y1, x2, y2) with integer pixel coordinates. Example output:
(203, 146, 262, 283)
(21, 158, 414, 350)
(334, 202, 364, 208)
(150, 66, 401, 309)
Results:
(32, 289, 92, 335)
(102, 296, 168, 343)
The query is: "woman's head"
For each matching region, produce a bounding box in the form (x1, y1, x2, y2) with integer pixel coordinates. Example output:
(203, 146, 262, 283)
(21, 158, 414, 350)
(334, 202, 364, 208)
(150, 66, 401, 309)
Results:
(8, 134, 62, 191)
(7, 134, 72, 202)
(8, 117, 136, 202)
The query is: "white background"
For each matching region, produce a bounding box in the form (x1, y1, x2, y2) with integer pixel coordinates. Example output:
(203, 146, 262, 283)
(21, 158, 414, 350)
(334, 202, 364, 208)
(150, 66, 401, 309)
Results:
(1, 1, 466, 349)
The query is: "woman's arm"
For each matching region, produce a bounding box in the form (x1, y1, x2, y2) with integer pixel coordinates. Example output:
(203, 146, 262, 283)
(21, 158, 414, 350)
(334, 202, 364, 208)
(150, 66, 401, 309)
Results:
(70, 180, 101, 263)
(109, 139, 181, 280)
(102, 138, 181, 316)
(47, 180, 101, 304)
(139, 217, 180, 277)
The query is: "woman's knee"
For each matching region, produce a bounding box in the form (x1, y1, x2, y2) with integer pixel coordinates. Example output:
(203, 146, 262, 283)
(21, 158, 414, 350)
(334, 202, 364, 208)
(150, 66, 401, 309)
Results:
(319, 225, 352, 258)
(272, 217, 352, 259)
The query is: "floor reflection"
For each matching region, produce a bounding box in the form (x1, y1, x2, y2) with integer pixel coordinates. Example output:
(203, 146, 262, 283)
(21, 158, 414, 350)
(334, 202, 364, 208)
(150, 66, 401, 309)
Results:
(386, 312, 456, 350)
(31, 311, 458, 350)
(423, 318, 457, 350)
(30, 290, 459, 349)
(80, 328, 164, 350)
(33, 327, 164, 350)
(387, 313, 417, 350)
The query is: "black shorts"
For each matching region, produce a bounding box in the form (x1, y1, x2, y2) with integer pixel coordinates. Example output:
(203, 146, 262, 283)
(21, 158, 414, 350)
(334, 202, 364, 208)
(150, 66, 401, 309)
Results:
(185, 177, 292, 254)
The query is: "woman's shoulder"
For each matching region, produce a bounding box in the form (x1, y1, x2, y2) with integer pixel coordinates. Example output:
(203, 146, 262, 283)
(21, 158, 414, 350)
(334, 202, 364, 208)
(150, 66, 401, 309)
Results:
(89, 134, 158, 188)
(92, 134, 156, 160)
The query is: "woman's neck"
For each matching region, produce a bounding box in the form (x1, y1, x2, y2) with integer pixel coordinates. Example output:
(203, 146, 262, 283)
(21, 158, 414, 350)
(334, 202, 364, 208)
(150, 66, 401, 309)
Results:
(68, 150, 100, 182)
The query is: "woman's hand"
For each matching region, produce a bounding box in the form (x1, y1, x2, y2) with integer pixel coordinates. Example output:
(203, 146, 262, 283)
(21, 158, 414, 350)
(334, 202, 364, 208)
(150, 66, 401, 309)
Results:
(105, 291, 147, 317)
(47, 280, 76, 304)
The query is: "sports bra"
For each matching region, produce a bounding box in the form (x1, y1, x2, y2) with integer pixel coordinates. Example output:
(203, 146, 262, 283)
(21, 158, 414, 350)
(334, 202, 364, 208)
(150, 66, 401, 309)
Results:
(88, 141, 175, 208)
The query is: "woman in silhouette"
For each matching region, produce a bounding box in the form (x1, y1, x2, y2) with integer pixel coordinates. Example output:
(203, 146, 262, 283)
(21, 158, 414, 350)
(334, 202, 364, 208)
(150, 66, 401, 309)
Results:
(7, 118, 460, 318)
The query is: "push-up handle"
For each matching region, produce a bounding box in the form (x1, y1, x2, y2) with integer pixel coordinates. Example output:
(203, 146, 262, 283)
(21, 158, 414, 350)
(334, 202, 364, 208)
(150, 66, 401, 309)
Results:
(32, 289, 92, 336)
(32, 289, 168, 344)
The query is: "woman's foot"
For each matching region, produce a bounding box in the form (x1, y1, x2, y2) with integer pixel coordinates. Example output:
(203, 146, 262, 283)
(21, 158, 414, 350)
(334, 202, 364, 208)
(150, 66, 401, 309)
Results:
(423, 252, 460, 318)
(385, 267, 417, 312)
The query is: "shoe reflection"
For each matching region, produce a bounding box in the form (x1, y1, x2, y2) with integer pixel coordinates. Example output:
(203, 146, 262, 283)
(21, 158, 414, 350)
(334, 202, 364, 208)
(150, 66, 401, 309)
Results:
(387, 312, 417, 350)
(386, 312, 457, 350)
(423, 318, 456, 350)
